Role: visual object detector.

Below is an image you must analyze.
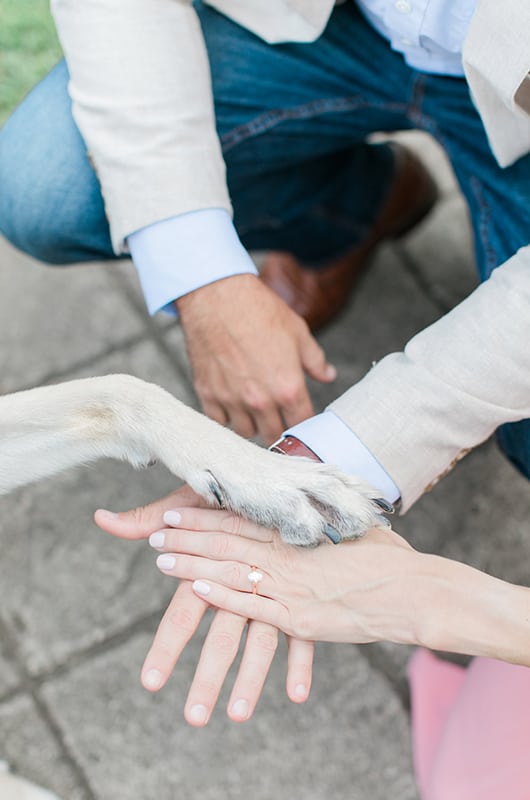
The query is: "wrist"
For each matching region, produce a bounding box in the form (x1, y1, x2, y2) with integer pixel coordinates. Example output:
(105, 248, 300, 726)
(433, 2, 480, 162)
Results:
(414, 554, 530, 665)
(176, 273, 259, 320)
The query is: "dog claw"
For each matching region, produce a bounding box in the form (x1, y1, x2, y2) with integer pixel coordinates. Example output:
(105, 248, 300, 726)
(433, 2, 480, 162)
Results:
(373, 497, 395, 514)
(322, 524, 342, 545)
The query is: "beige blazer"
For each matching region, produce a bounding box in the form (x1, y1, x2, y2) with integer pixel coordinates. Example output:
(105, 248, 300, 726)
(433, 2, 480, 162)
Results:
(51, 0, 530, 509)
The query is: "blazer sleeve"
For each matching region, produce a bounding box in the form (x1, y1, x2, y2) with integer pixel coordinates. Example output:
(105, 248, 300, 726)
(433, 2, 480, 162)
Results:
(328, 246, 530, 511)
(51, 0, 231, 254)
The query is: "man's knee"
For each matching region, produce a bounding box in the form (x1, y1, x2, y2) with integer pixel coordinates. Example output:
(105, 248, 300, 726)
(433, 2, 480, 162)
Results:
(0, 60, 112, 264)
(0, 148, 80, 264)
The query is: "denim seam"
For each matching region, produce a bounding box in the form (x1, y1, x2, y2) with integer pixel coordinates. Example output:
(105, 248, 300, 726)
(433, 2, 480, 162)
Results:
(220, 96, 408, 153)
(468, 176, 497, 275)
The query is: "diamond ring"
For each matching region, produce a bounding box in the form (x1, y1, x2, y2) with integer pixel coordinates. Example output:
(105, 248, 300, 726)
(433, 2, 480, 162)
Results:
(247, 566, 263, 595)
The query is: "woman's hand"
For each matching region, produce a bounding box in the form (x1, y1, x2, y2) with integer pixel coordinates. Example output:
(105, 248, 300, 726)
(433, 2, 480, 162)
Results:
(95, 487, 314, 726)
(149, 506, 424, 646)
(149, 506, 530, 668)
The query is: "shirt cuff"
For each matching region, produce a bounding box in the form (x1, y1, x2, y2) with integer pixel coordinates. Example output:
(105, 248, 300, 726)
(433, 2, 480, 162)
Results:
(285, 410, 401, 503)
(127, 208, 258, 316)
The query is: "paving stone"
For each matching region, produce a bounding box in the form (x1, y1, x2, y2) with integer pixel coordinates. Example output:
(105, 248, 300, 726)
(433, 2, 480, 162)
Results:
(0, 340, 197, 675)
(0, 640, 19, 698)
(41, 632, 418, 800)
(0, 693, 88, 800)
(308, 245, 442, 410)
(162, 322, 194, 384)
(0, 238, 146, 393)
(103, 257, 175, 331)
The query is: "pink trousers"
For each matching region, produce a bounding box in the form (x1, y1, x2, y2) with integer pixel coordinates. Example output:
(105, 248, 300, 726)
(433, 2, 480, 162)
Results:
(408, 650, 530, 799)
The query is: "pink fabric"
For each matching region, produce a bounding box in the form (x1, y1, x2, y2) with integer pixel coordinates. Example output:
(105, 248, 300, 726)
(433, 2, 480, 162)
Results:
(408, 649, 530, 800)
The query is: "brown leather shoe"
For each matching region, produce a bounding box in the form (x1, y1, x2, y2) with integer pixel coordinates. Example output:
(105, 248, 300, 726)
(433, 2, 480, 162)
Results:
(260, 143, 438, 331)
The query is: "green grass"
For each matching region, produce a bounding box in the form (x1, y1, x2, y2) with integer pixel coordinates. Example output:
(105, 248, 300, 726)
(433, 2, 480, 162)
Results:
(0, 0, 62, 125)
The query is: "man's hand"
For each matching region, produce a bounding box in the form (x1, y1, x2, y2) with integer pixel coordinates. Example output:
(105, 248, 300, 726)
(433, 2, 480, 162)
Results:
(176, 274, 336, 443)
(95, 487, 314, 726)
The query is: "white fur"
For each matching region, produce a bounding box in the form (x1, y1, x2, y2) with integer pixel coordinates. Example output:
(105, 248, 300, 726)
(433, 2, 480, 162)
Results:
(0, 374, 387, 545)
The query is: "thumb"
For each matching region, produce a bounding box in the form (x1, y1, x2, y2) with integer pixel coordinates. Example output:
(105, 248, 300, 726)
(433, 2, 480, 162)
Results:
(298, 327, 336, 383)
(94, 485, 202, 540)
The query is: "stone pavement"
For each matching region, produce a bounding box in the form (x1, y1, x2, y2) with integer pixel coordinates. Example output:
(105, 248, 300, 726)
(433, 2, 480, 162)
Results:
(1, 131, 529, 800)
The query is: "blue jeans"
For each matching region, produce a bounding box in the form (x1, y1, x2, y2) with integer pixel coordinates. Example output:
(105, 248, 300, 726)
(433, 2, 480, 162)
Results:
(1, 2, 529, 477)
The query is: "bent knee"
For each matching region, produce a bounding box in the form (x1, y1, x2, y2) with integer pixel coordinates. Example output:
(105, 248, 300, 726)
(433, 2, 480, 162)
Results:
(0, 149, 113, 264)
(0, 62, 113, 264)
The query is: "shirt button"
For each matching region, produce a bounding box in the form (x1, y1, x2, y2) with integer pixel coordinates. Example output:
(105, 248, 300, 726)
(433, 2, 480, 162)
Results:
(395, 0, 412, 12)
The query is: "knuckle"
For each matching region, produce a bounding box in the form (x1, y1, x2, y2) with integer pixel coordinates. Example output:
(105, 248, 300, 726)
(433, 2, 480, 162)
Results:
(277, 380, 303, 408)
(221, 513, 243, 536)
(208, 533, 231, 559)
(292, 613, 313, 641)
(165, 607, 197, 634)
(241, 381, 268, 412)
(222, 562, 243, 586)
(129, 504, 151, 530)
(195, 379, 212, 400)
(253, 629, 278, 654)
(208, 631, 239, 657)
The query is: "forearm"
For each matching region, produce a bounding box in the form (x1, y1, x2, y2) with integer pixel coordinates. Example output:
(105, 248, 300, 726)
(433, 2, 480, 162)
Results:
(330, 246, 530, 510)
(412, 553, 530, 666)
(51, 0, 230, 252)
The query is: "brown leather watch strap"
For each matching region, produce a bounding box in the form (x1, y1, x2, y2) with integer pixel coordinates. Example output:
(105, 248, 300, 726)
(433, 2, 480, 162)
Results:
(269, 435, 322, 461)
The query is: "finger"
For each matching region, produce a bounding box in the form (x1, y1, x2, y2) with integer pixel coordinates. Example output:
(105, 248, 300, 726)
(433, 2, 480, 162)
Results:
(141, 581, 208, 692)
(235, 381, 285, 445)
(192, 579, 290, 632)
(255, 405, 285, 447)
(149, 531, 270, 577)
(279, 377, 315, 429)
(298, 327, 336, 384)
(201, 399, 228, 427)
(184, 610, 247, 727)
(151, 506, 274, 543)
(285, 637, 314, 703)
(94, 485, 202, 540)
(155, 552, 275, 597)
(227, 407, 257, 440)
(227, 621, 279, 722)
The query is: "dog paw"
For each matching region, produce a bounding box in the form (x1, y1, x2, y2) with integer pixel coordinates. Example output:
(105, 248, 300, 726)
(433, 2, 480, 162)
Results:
(188, 449, 393, 547)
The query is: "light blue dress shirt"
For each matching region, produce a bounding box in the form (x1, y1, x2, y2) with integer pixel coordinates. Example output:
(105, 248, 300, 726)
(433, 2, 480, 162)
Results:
(127, 0, 477, 499)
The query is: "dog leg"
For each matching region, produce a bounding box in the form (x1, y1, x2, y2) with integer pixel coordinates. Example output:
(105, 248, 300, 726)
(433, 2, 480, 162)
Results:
(0, 375, 388, 545)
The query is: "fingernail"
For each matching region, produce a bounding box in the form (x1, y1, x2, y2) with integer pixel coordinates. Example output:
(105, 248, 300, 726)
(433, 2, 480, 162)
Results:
(294, 684, 307, 699)
(156, 554, 176, 570)
(231, 698, 249, 720)
(193, 580, 211, 596)
(325, 364, 337, 380)
(143, 669, 163, 690)
(163, 510, 181, 527)
(97, 509, 118, 519)
(189, 704, 208, 725)
(149, 531, 165, 548)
